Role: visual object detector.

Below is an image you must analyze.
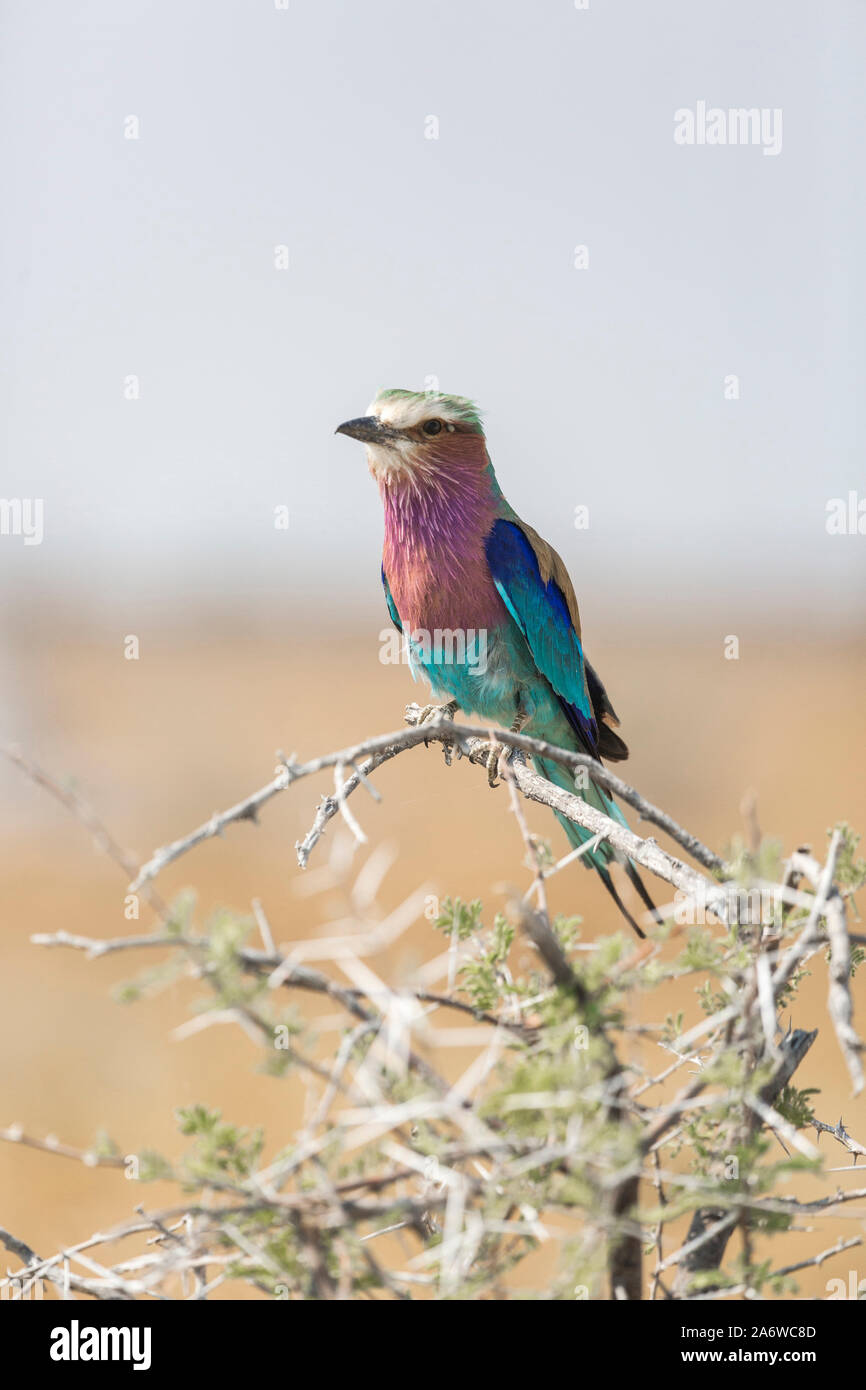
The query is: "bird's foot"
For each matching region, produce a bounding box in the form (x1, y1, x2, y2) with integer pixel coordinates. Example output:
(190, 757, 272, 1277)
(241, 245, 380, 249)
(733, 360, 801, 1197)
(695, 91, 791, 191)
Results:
(405, 700, 460, 765)
(471, 737, 511, 788)
(472, 713, 529, 788)
(412, 699, 460, 727)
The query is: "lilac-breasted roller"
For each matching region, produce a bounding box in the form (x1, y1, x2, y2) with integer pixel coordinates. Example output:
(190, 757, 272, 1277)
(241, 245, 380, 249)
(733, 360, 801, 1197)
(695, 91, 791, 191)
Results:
(337, 389, 656, 937)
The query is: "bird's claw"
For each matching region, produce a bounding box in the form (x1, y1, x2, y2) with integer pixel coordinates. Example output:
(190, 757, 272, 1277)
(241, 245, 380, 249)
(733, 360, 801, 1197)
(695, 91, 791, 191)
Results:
(405, 701, 460, 764)
(415, 700, 459, 727)
(473, 738, 511, 788)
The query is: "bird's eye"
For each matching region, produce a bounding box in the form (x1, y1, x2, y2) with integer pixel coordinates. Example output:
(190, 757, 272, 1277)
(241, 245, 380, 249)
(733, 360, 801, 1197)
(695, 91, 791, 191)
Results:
(422, 419, 443, 436)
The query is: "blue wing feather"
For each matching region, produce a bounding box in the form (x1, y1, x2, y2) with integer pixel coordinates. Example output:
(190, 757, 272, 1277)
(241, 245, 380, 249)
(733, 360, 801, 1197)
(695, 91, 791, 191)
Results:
(381, 567, 402, 632)
(484, 520, 599, 754)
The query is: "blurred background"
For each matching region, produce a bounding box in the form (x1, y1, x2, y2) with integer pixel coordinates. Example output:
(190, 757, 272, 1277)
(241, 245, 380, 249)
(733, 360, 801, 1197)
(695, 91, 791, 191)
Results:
(0, 0, 864, 1298)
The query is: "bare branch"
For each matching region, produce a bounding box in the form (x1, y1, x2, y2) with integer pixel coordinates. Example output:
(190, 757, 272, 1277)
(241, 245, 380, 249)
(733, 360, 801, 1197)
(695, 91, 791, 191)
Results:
(127, 717, 726, 894)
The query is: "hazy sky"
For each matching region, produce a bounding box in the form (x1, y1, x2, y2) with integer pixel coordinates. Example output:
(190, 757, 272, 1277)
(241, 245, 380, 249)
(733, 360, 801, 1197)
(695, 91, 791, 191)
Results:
(1, 0, 864, 630)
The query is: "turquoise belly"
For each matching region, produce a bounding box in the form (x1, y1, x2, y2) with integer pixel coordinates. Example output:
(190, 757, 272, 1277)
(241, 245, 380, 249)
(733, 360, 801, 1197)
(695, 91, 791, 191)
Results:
(409, 621, 566, 737)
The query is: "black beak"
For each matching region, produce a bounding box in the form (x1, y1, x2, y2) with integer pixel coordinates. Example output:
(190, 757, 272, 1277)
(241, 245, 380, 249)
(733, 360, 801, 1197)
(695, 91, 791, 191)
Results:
(335, 415, 404, 446)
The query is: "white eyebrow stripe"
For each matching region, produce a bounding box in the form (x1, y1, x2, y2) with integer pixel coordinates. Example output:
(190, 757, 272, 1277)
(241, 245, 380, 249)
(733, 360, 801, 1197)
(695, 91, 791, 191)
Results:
(369, 394, 476, 430)
(369, 397, 429, 428)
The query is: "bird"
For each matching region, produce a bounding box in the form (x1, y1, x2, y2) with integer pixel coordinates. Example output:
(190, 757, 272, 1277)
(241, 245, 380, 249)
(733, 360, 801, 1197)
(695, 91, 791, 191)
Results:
(336, 388, 657, 938)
